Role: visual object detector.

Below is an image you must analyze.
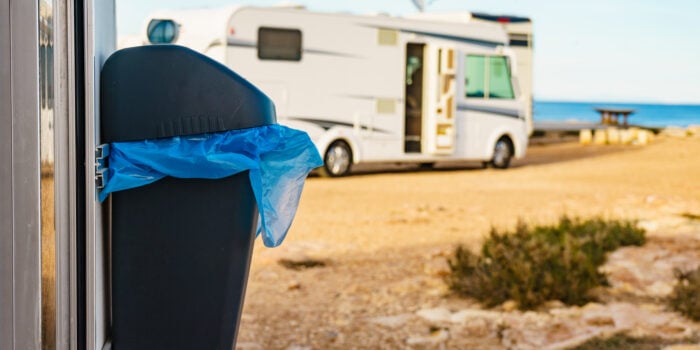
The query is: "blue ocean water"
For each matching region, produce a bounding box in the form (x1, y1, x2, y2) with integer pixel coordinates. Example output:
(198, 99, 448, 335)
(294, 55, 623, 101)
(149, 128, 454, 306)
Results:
(534, 101, 700, 128)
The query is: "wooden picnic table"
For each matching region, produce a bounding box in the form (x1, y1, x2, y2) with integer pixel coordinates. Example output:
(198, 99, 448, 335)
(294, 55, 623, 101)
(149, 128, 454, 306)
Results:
(595, 108, 635, 127)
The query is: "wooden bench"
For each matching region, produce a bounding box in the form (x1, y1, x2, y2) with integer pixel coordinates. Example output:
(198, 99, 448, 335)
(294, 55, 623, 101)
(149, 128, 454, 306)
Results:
(595, 108, 635, 127)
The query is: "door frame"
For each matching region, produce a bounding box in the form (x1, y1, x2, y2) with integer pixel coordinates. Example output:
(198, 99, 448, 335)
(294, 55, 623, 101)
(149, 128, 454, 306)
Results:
(0, 0, 115, 349)
(0, 0, 43, 348)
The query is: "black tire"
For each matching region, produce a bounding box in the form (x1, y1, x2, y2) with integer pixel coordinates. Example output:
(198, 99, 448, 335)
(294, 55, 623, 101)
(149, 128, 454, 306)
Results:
(490, 136, 513, 169)
(318, 140, 352, 177)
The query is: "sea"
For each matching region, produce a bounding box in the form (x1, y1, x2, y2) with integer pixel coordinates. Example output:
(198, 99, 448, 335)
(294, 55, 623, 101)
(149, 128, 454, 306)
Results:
(534, 101, 700, 128)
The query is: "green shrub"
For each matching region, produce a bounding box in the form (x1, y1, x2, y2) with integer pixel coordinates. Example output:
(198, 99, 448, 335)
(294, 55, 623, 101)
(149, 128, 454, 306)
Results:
(669, 267, 700, 321)
(446, 216, 645, 310)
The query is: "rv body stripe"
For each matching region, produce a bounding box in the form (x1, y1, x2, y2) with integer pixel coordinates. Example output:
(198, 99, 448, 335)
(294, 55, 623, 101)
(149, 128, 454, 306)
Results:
(457, 104, 522, 119)
(340, 94, 404, 102)
(287, 116, 392, 134)
(303, 48, 362, 58)
(226, 38, 256, 48)
(226, 38, 361, 58)
(399, 29, 502, 48)
(359, 24, 503, 48)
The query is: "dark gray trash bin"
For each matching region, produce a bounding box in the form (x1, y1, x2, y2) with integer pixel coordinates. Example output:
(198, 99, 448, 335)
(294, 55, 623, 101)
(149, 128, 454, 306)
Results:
(101, 45, 275, 350)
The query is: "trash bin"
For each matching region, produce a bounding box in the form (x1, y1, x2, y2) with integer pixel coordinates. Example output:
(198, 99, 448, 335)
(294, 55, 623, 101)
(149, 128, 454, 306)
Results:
(100, 45, 278, 350)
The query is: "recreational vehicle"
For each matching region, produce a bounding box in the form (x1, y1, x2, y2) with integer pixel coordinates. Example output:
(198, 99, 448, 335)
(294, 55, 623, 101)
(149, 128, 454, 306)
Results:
(140, 5, 532, 175)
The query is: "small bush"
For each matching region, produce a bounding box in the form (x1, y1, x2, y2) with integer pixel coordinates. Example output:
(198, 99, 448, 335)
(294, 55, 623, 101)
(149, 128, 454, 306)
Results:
(446, 216, 645, 310)
(669, 267, 700, 321)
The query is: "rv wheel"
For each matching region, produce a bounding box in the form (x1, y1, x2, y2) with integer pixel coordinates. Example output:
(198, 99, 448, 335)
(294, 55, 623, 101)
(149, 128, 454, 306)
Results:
(320, 140, 352, 177)
(490, 136, 513, 169)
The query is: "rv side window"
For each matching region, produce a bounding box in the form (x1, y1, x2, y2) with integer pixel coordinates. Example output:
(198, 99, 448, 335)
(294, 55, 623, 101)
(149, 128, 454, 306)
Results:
(465, 55, 486, 98)
(258, 27, 302, 61)
(465, 55, 515, 99)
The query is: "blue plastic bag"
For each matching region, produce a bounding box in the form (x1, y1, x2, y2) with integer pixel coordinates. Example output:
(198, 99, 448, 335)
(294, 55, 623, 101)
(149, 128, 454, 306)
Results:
(99, 124, 323, 247)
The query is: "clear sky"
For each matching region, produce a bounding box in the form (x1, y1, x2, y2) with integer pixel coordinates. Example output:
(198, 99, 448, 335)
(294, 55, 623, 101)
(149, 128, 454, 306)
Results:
(116, 0, 700, 104)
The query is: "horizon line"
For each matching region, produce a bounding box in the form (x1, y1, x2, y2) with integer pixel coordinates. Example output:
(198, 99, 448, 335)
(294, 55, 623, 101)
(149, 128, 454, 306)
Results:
(534, 98, 700, 106)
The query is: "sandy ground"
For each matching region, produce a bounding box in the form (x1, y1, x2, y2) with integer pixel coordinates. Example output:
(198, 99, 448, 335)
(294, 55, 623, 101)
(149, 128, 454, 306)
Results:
(236, 136, 700, 349)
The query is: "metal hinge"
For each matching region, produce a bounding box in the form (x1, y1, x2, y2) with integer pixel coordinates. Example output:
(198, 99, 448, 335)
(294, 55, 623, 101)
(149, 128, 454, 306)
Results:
(95, 143, 110, 190)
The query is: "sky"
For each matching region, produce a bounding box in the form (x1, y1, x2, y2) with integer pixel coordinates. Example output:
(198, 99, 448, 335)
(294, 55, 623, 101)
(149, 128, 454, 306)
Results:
(116, 0, 700, 104)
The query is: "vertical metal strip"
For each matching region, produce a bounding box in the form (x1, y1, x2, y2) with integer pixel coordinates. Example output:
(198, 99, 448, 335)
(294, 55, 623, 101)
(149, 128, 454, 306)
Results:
(84, 1, 115, 349)
(53, 0, 77, 348)
(0, 0, 15, 346)
(10, 0, 42, 348)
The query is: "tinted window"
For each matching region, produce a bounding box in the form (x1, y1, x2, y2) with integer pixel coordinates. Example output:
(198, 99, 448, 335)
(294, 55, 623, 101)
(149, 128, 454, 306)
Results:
(258, 27, 302, 61)
(465, 55, 486, 98)
(489, 56, 514, 99)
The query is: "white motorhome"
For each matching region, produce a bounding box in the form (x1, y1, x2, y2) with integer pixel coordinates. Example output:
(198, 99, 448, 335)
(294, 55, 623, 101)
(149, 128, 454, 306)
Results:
(141, 5, 531, 175)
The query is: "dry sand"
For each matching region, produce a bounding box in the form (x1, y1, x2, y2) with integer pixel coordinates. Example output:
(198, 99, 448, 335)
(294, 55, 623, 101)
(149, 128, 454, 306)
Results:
(237, 137, 700, 349)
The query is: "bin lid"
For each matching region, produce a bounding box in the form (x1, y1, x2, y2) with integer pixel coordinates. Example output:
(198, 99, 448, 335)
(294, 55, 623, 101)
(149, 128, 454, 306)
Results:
(100, 44, 276, 143)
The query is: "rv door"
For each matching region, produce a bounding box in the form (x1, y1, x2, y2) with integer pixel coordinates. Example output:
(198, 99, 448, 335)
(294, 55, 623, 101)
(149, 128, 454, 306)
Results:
(422, 45, 456, 155)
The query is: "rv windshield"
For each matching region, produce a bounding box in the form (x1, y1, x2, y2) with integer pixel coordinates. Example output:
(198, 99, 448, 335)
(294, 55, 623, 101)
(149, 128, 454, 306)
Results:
(489, 56, 514, 99)
(465, 55, 514, 99)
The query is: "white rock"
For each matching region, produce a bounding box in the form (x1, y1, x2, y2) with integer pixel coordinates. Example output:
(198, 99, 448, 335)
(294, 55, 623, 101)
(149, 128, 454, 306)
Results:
(593, 129, 608, 145)
(416, 307, 452, 323)
(450, 309, 502, 324)
(607, 127, 621, 144)
(628, 127, 641, 138)
(406, 329, 449, 346)
(636, 130, 651, 145)
(368, 314, 412, 329)
(541, 328, 613, 350)
(579, 129, 592, 145)
(638, 219, 659, 231)
(620, 129, 634, 144)
(286, 346, 311, 350)
(662, 127, 689, 138)
(461, 317, 491, 336)
(645, 280, 674, 297)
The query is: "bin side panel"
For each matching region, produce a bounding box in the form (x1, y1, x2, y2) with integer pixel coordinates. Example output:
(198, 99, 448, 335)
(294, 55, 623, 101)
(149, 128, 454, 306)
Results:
(111, 172, 256, 350)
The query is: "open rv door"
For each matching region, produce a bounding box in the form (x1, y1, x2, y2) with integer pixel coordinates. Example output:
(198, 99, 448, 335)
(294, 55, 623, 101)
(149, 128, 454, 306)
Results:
(0, 0, 115, 349)
(423, 44, 457, 155)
